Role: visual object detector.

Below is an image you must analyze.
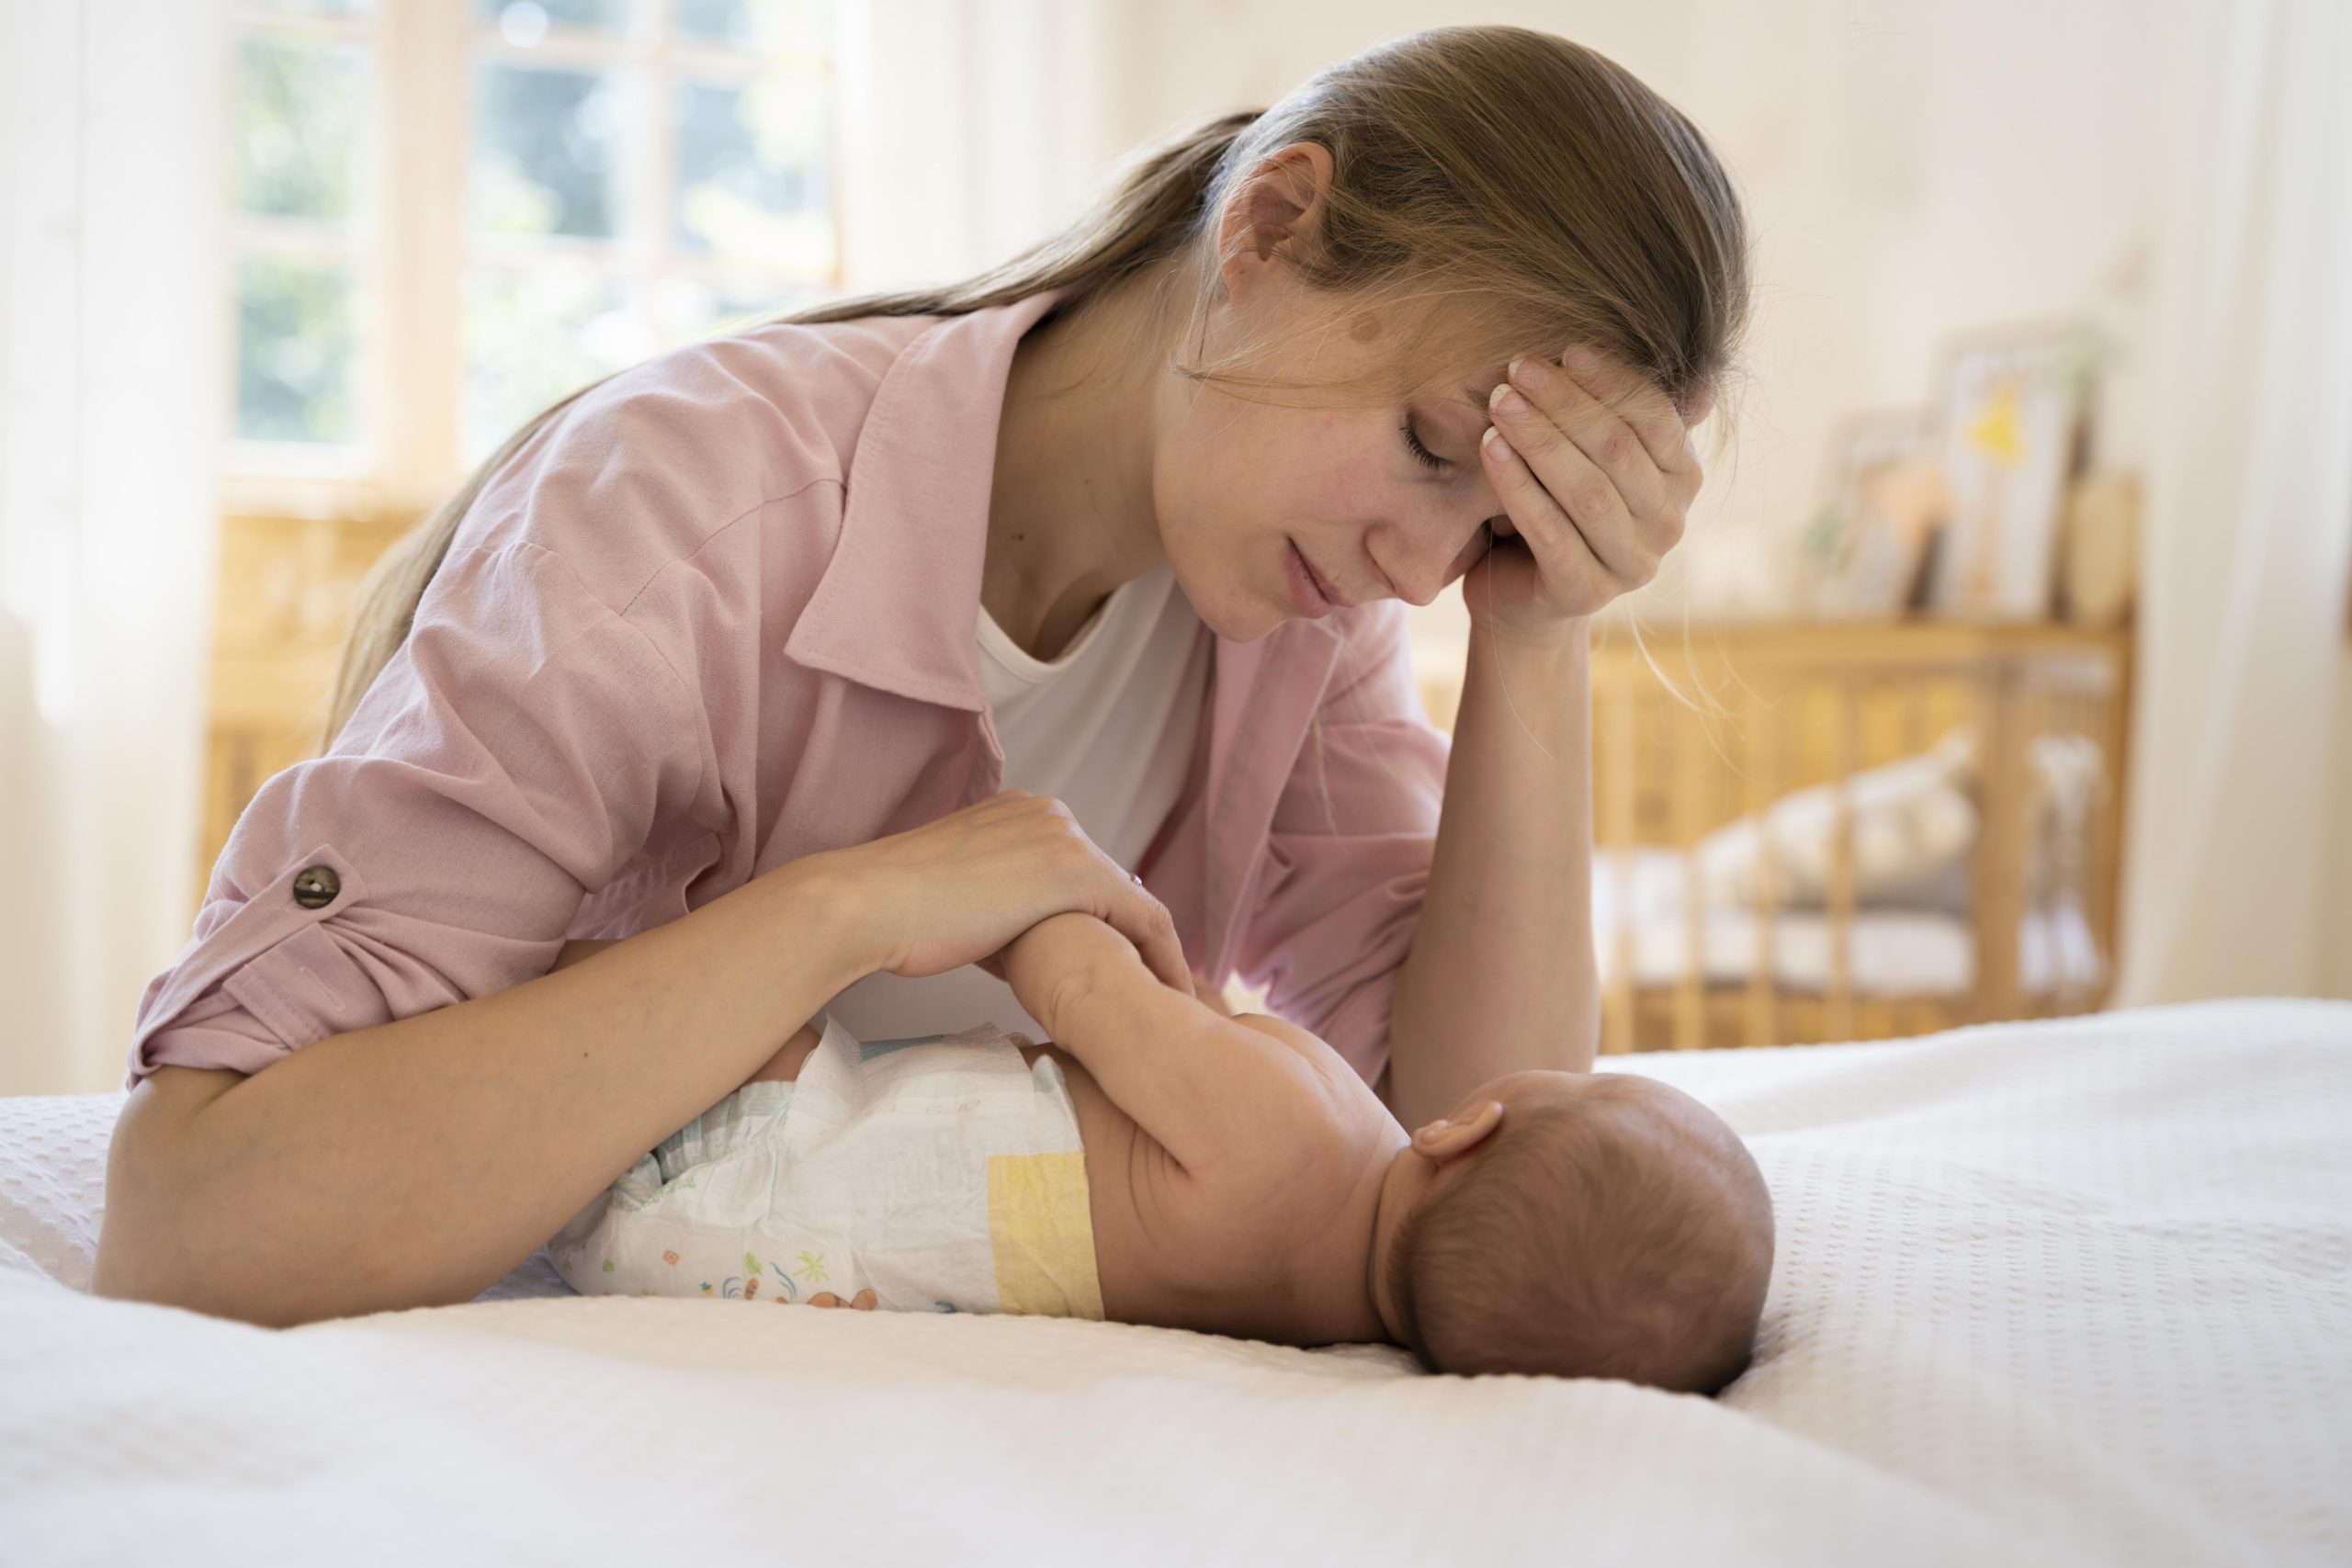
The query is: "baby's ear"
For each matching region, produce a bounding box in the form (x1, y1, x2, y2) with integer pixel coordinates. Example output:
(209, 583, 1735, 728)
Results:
(1411, 1100, 1503, 1161)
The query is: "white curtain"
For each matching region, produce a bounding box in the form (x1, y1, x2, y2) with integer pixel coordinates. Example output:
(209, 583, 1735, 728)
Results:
(0, 0, 229, 1094)
(2109, 0, 2352, 1006)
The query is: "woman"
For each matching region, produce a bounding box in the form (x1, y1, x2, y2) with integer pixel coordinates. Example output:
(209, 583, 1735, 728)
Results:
(93, 24, 1747, 1329)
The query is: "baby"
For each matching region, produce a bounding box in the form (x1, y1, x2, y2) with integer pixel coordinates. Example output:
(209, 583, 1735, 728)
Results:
(551, 911, 1776, 1391)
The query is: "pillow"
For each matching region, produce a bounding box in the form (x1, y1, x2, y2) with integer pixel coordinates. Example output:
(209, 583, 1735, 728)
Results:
(1693, 727, 2110, 914)
(1696, 725, 1980, 907)
(2022, 731, 2106, 906)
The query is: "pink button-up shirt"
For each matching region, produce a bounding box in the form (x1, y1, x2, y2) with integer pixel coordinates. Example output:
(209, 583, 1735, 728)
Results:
(124, 284, 1452, 1094)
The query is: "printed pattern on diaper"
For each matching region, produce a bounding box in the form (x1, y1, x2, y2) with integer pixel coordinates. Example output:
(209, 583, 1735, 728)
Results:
(644, 1079, 795, 1191)
(698, 1252, 800, 1301)
(859, 1033, 949, 1059)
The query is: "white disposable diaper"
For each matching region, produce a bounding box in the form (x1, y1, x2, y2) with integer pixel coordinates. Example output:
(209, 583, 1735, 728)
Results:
(548, 1012, 1103, 1317)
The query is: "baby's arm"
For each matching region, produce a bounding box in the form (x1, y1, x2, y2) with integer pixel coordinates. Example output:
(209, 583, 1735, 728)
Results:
(1005, 912, 1341, 1177)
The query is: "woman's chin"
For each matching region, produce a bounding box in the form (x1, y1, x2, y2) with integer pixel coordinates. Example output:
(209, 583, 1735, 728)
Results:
(1173, 576, 1283, 644)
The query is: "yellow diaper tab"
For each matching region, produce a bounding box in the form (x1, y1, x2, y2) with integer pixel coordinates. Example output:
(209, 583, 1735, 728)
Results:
(987, 1150, 1106, 1320)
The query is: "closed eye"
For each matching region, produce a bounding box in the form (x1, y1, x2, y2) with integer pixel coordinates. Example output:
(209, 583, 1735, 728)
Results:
(1405, 408, 1519, 553)
(1400, 414, 1451, 472)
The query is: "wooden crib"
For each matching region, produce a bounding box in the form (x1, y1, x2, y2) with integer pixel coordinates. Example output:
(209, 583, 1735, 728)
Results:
(1417, 617, 2133, 1054)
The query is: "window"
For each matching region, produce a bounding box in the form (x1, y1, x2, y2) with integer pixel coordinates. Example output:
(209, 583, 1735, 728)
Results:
(226, 0, 846, 517)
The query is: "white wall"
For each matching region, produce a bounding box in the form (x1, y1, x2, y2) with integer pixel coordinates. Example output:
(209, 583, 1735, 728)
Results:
(2332, 647, 2352, 996)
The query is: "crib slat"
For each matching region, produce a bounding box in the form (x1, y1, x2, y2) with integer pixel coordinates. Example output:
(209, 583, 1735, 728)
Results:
(1977, 661, 2027, 1021)
(1826, 678, 1857, 1042)
(1674, 708, 1704, 1051)
(1602, 685, 1637, 1055)
(2030, 682, 2054, 1013)
(1743, 681, 1780, 1048)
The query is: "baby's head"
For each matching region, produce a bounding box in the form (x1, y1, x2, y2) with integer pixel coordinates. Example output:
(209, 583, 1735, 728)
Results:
(1372, 1070, 1773, 1391)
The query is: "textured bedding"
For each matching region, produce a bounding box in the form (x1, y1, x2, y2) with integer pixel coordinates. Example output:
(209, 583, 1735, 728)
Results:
(3, 998, 2347, 1565)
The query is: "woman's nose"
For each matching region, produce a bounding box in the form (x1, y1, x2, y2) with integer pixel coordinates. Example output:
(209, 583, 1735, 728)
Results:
(1376, 506, 1495, 606)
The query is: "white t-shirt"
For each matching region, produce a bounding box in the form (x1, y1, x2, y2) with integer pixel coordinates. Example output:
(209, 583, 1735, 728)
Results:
(817, 559, 1212, 1042)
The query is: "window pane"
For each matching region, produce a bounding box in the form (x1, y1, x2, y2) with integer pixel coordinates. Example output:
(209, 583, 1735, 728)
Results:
(235, 255, 359, 445)
(673, 72, 832, 273)
(234, 34, 366, 221)
(462, 264, 650, 463)
(470, 62, 627, 239)
(675, 0, 830, 52)
(476, 0, 628, 41)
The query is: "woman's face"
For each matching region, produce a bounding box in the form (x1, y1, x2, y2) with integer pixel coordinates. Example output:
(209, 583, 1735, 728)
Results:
(1148, 282, 1518, 641)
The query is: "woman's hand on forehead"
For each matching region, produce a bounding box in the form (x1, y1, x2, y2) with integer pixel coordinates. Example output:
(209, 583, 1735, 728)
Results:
(1467, 344, 1712, 637)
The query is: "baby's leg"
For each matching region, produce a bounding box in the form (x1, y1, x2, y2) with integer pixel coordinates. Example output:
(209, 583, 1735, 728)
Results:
(744, 1018, 825, 1085)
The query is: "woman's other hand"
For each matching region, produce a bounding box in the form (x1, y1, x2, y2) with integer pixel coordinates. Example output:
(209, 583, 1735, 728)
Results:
(1473, 346, 1714, 645)
(808, 789, 1194, 998)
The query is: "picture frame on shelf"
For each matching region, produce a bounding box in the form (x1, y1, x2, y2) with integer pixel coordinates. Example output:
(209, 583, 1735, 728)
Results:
(1795, 406, 1948, 620)
(1919, 316, 2105, 621)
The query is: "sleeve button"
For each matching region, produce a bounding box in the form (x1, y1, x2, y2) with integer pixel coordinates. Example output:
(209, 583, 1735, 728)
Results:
(292, 865, 341, 909)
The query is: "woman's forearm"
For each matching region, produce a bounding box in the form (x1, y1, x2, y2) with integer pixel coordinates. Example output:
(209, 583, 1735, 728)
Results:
(551, 937, 621, 972)
(1386, 621, 1601, 1127)
(96, 857, 878, 1328)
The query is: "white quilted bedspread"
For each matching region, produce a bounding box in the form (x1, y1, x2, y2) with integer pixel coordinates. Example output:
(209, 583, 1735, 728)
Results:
(3, 998, 2348, 1566)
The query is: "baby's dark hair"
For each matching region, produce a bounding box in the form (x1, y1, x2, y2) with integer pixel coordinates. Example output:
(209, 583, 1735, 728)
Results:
(1384, 1078, 1773, 1390)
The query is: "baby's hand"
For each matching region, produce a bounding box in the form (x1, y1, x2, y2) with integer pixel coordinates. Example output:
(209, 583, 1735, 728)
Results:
(999, 911, 1144, 1027)
(975, 917, 1102, 982)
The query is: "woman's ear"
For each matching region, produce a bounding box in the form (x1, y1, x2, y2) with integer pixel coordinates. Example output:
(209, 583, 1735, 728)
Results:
(1679, 378, 1718, 426)
(1410, 1100, 1503, 1162)
(1216, 142, 1335, 296)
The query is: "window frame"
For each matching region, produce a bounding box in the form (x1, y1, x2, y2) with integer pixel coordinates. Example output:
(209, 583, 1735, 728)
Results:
(221, 0, 847, 523)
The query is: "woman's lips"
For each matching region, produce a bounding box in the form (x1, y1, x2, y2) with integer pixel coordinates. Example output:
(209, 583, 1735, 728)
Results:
(1284, 538, 1332, 616)
(1295, 542, 1350, 608)
(1307, 545, 1345, 606)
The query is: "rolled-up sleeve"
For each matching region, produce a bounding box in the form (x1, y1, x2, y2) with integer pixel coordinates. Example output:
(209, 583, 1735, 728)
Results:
(124, 538, 703, 1090)
(1228, 600, 1451, 1087)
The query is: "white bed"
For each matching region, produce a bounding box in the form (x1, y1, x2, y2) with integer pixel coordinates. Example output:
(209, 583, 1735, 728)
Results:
(4, 998, 2347, 1566)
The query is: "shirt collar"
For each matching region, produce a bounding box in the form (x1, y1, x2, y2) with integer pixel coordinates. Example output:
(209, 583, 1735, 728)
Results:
(784, 284, 1079, 713)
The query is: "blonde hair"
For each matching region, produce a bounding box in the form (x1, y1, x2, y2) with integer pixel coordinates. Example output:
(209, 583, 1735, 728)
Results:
(319, 22, 1754, 754)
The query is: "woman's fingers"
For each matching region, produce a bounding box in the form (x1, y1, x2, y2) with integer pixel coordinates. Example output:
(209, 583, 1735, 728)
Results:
(1487, 374, 1644, 586)
(1506, 355, 1671, 528)
(1055, 816, 1191, 998)
(1120, 890, 1194, 998)
(1478, 424, 1619, 622)
(988, 789, 1194, 1001)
